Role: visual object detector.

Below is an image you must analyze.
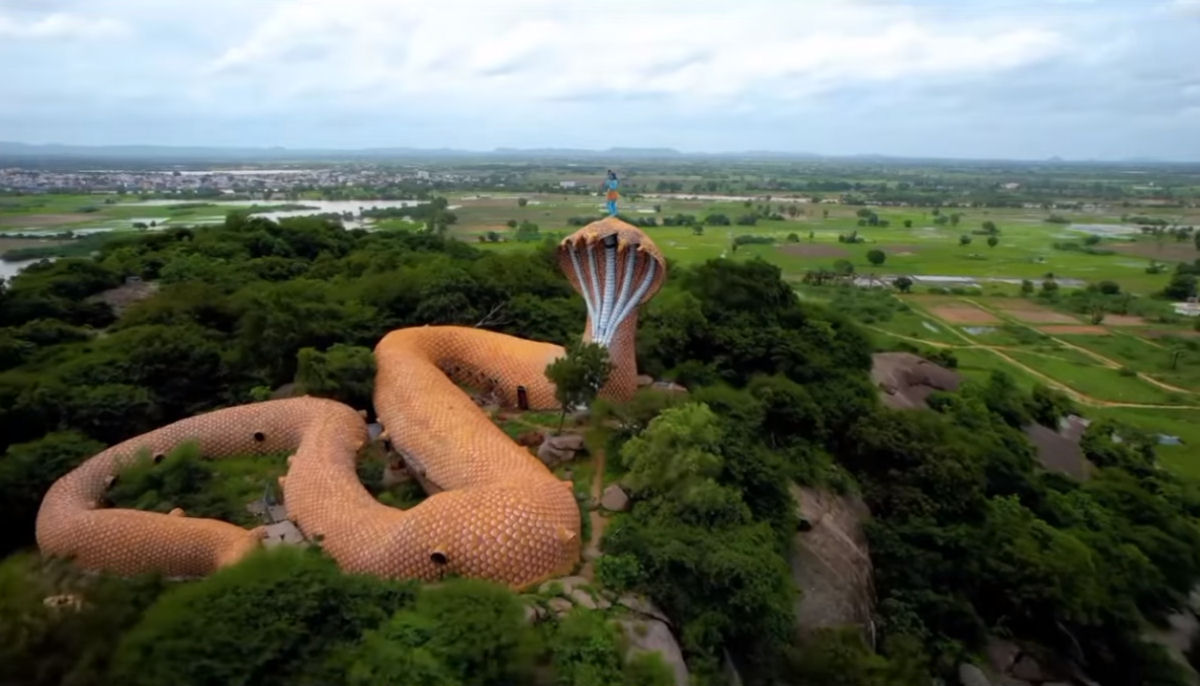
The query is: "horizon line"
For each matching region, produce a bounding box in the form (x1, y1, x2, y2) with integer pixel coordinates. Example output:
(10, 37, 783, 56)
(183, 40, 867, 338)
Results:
(2, 140, 1199, 166)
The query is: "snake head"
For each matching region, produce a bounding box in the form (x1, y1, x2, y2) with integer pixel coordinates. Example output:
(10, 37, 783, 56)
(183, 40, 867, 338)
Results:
(558, 217, 666, 347)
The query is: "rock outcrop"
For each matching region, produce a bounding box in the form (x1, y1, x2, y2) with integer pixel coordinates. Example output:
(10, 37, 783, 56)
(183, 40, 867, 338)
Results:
(789, 484, 874, 636)
(530, 577, 688, 686)
(871, 352, 960, 409)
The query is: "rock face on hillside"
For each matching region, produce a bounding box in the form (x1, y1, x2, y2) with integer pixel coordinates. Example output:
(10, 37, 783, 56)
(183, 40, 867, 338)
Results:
(789, 485, 874, 637)
(1022, 414, 1092, 480)
(870, 352, 960, 409)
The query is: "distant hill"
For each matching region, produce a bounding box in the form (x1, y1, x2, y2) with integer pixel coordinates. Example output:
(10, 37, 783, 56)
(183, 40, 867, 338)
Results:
(1, 141, 1196, 168)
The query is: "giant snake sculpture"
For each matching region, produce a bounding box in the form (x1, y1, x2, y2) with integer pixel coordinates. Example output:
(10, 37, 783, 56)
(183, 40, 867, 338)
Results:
(35, 217, 665, 588)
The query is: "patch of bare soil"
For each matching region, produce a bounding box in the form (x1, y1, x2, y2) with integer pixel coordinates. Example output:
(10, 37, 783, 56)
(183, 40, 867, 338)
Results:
(1109, 241, 1199, 261)
(930, 304, 1000, 324)
(1102, 314, 1149, 326)
(0, 213, 94, 228)
(997, 303, 1080, 324)
(0, 236, 68, 251)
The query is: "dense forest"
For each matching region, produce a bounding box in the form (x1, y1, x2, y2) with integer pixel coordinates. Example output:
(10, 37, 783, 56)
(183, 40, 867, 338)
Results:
(1, 212, 1198, 685)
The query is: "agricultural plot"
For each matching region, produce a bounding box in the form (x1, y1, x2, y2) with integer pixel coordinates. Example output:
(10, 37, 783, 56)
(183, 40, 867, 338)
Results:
(1003, 349, 1183, 405)
(995, 301, 1081, 324)
(1059, 333, 1200, 392)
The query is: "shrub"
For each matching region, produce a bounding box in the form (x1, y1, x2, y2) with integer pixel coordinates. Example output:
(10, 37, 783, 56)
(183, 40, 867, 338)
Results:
(111, 548, 417, 686)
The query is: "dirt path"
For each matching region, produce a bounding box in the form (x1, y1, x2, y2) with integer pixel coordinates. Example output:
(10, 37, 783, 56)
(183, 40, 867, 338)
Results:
(878, 298, 1200, 411)
(580, 446, 607, 580)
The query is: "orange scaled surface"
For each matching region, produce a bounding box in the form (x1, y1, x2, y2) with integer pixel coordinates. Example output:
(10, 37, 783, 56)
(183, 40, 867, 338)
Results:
(35, 218, 665, 588)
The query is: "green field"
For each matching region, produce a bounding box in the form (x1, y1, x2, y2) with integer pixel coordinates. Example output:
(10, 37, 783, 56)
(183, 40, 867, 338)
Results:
(443, 192, 1198, 296)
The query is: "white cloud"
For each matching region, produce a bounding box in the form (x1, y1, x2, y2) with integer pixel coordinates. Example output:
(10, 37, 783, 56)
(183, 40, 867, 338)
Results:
(0, 11, 129, 39)
(1168, 0, 1200, 15)
(197, 0, 1066, 106)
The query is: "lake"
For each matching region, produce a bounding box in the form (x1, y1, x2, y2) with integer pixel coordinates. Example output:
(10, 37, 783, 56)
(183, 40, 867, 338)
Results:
(0, 257, 52, 281)
(118, 199, 426, 229)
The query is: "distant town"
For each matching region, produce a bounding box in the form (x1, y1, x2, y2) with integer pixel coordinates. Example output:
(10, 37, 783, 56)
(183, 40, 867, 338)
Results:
(0, 166, 473, 195)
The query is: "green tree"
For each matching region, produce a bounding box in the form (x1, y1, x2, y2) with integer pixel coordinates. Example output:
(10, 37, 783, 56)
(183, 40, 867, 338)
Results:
(987, 235, 999, 248)
(620, 403, 724, 496)
(903, 219, 913, 228)
(0, 554, 167, 686)
(894, 276, 913, 293)
(0, 431, 104, 554)
(295, 343, 377, 410)
(347, 579, 536, 686)
(981, 220, 998, 234)
(1164, 273, 1197, 300)
(959, 234, 972, 246)
(545, 341, 613, 432)
(551, 609, 673, 686)
(517, 197, 528, 207)
(514, 220, 541, 242)
(1029, 384, 1073, 427)
(1021, 279, 1035, 295)
(111, 548, 417, 686)
(866, 249, 886, 266)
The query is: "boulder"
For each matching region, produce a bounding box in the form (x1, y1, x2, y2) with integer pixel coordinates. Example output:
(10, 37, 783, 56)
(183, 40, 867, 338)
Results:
(636, 374, 654, 387)
(515, 431, 544, 447)
(1010, 655, 1047, 683)
(548, 597, 573, 615)
(569, 588, 598, 609)
(958, 663, 992, 686)
(547, 433, 585, 451)
(619, 618, 689, 686)
(600, 484, 631, 512)
(537, 441, 574, 467)
(537, 434, 585, 467)
(985, 637, 1021, 673)
(523, 603, 548, 624)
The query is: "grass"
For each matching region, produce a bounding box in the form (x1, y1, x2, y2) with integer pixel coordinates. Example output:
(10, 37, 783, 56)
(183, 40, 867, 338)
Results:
(108, 445, 289, 528)
(1058, 333, 1200, 392)
(4, 191, 1184, 296)
(1004, 349, 1183, 405)
(1090, 406, 1200, 480)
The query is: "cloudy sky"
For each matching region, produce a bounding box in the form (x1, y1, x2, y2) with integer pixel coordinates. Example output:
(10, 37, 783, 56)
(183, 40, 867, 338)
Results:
(1, 0, 1198, 159)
